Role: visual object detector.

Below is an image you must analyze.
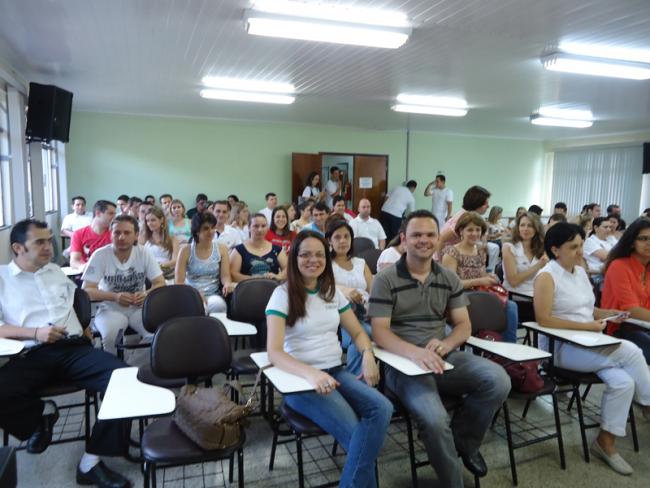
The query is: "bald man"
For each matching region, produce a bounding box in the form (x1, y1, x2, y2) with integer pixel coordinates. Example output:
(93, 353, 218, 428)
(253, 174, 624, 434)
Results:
(350, 199, 386, 249)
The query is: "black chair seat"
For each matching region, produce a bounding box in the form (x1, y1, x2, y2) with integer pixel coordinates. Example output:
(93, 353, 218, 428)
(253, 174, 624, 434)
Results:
(509, 377, 556, 399)
(279, 402, 325, 436)
(230, 357, 258, 376)
(550, 368, 601, 385)
(141, 417, 244, 463)
(137, 364, 187, 389)
(37, 382, 83, 397)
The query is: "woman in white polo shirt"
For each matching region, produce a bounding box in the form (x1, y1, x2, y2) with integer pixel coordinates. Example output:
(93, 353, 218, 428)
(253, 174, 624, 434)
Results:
(266, 230, 392, 488)
(534, 222, 650, 475)
(583, 217, 617, 279)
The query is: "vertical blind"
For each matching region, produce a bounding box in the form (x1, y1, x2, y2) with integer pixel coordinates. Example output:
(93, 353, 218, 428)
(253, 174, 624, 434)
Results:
(551, 145, 643, 223)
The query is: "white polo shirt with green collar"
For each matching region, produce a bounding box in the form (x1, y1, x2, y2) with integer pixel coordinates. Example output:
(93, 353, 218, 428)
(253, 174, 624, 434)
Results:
(266, 284, 351, 370)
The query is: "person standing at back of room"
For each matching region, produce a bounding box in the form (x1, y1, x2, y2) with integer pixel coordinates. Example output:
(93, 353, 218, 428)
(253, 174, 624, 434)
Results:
(380, 180, 417, 242)
(424, 174, 453, 227)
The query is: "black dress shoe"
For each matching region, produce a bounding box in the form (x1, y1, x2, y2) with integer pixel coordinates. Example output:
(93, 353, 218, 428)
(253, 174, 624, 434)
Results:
(26, 400, 59, 454)
(76, 461, 131, 488)
(459, 450, 488, 477)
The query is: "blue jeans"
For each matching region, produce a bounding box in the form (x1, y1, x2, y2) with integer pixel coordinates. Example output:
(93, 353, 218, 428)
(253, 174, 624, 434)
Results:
(385, 350, 510, 488)
(616, 325, 650, 364)
(341, 321, 373, 376)
(503, 299, 519, 343)
(284, 367, 393, 488)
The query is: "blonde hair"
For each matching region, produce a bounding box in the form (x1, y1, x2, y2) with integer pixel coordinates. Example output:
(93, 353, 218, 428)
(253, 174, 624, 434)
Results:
(142, 206, 174, 255)
(229, 201, 249, 227)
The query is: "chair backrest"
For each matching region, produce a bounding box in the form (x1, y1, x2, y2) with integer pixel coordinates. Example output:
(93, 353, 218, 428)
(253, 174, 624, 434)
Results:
(73, 288, 92, 330)
(151, 316, 231, 380)
(142, 285, 205, 333)
(352, 237, 375, 256)
(229, 279, 278, 324)
(358, 248, 382, 275)
(466, 291, 507, 335)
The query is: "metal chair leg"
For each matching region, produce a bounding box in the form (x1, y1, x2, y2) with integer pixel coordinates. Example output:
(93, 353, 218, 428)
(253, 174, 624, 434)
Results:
(296, 433, 305, 488)
(574, 385, 590, 462)
(405, 414, 418, 488)
(269, 430, 279, 470)
(331, 440, 338, 456)
(228, 453, 234, 482)
(521, 399, 532, 419)
(581, 384, 592, 402)
(502, 402, 518, 486)
(629, 406, 639, 452)
(238, 447, 245, 488)
(150, 462, 157, 488)
(491, 407, 501, 428)
(551, 391, 566, 470)
(84, 392, 91, 442)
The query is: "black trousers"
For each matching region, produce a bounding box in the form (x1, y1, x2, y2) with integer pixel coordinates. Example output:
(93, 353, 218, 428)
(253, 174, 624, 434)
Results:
(380, 211, 403, 243)
(0, 337, 130, 456)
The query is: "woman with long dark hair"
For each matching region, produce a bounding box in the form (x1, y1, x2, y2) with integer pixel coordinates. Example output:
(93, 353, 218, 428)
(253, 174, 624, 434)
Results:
(265, 207, 296, 254)
(266, 230, 392, 488)
(534, 223, 650, 474)
(602, 217, 650, 362)
(301, 171, 325, 202)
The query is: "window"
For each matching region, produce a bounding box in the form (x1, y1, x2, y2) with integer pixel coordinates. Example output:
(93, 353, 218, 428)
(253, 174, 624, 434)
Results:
(42, 143, 59, 212)
(0, 82, 10, 226)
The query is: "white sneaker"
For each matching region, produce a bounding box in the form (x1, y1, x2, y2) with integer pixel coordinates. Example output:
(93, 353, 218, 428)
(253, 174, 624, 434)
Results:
(590, 441, 633, 475)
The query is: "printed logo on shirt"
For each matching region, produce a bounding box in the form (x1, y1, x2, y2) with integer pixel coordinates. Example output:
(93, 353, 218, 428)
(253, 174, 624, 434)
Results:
(104, 267, 146, 293)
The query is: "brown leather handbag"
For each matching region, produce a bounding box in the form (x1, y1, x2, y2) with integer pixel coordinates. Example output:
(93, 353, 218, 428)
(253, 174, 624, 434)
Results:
(173, 370, 266, 450)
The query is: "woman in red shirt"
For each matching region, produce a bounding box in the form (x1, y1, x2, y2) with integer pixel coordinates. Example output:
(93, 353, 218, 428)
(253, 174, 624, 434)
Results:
(602, 217, 650, 363)
(265, 206, 296, 254)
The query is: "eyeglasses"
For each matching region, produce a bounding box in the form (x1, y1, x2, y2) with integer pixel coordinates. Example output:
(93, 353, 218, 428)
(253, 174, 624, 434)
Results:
(297, 252, 327, 260)
(636, 236, 650, 242)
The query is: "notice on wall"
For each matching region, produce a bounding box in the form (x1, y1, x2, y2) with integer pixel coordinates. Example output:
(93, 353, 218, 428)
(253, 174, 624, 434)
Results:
(359, 177, 373, 189)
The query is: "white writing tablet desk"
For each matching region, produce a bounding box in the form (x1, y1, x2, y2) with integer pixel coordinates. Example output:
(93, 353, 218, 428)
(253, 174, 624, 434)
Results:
(373, 347, 453, 375)
(210, 313, 257, 337)
(0, 339, 24, 358)
(466, 336, 551, 362)
(98, 367, 176, 421)
(623, 318, 650, 331)
(522, 322, 621, 348)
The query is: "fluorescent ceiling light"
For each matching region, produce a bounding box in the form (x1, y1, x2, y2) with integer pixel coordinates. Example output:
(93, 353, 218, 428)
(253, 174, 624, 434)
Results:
(396, 94, 467, 109)
(530, 114, 593, 128)
(392, 104, 468, 117)
(199, 89, 295, 105)
(244, 2, 411, 49)
(560, 42, 650, 64)
(541, 51, 650, 80)
(201, 76, 294, 94)
(538, 107, 592, 120)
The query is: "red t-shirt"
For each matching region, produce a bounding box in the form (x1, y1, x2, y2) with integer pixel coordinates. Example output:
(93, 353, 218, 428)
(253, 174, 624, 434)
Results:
(601, 255, 650, 334)
(264, 229, 295, 254)
(69, 225, 112, 263)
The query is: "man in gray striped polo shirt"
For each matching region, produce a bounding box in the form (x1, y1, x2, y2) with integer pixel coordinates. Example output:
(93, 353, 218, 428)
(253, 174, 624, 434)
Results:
(369, 210, 510, 487)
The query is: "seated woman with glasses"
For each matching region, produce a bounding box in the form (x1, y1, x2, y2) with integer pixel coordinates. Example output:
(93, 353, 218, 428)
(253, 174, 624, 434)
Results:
(230, 213, 287, 282)
(601, 217, 650, 363)
(441, 212, 519, 342)
(325, 219, 374, 375)
(266, 230, 392, 488)
(175, 212, 234, 313)
(534, 222, 650, 475)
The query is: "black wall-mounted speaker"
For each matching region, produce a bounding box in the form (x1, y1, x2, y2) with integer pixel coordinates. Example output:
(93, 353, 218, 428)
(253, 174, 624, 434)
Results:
(25, 82, 73, 143)
(643, 143, 650, 174)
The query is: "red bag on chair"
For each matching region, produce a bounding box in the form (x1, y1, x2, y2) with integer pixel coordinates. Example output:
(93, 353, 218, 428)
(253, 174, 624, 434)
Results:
(476, 330, 545, 394)
(474, 284, 509, 307)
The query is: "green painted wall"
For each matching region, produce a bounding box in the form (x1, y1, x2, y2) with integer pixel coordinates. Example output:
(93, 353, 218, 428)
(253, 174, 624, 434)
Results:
(66, 112, 544, 215)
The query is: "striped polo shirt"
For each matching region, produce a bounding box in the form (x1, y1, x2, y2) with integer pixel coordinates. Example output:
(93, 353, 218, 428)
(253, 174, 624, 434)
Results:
(368, 254, 469, 346)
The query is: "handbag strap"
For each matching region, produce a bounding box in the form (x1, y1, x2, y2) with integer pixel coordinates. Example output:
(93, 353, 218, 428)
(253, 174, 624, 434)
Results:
(228, 364, 272, 409)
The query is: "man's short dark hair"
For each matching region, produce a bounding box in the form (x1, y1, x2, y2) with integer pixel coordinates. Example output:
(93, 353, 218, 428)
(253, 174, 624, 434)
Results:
(313, 202, 330, 213)
(117, 194, 129, 202)
(111, 214, 139, 234)
(548, 213, 567, 224)
(10, 219, 48, 255)
(435, 174, 446, 182)
(93, 200, 117, 215)
(403, 209, 439, 232)
(227, 194, 239, 202)
(195, 193, 208, 203)
(128, 196, 142, 206)
(71, 196, 86, 204)
(265, 192, 276, 201)
(330, 166, 339, 175)
(144, 195, 155, 201)
(606, 204, 620, 214)
(554, 202, 567, 211)
(544, 222, 585, 259)
(213, 199, 231, 210)
(159, 193, 172, 201)
(332, 195, 345, 206)
(528, 205, 543, 216)
(406, 180, 417, 189)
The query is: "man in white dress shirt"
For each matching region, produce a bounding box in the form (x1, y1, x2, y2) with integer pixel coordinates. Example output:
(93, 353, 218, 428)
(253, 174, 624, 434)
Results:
(350, 199, 386, 249)
(380, 180, 417, 242)
(324, 166, 343, 209)
(0, 219, 131, 487)
(259, 192, 277, 223)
